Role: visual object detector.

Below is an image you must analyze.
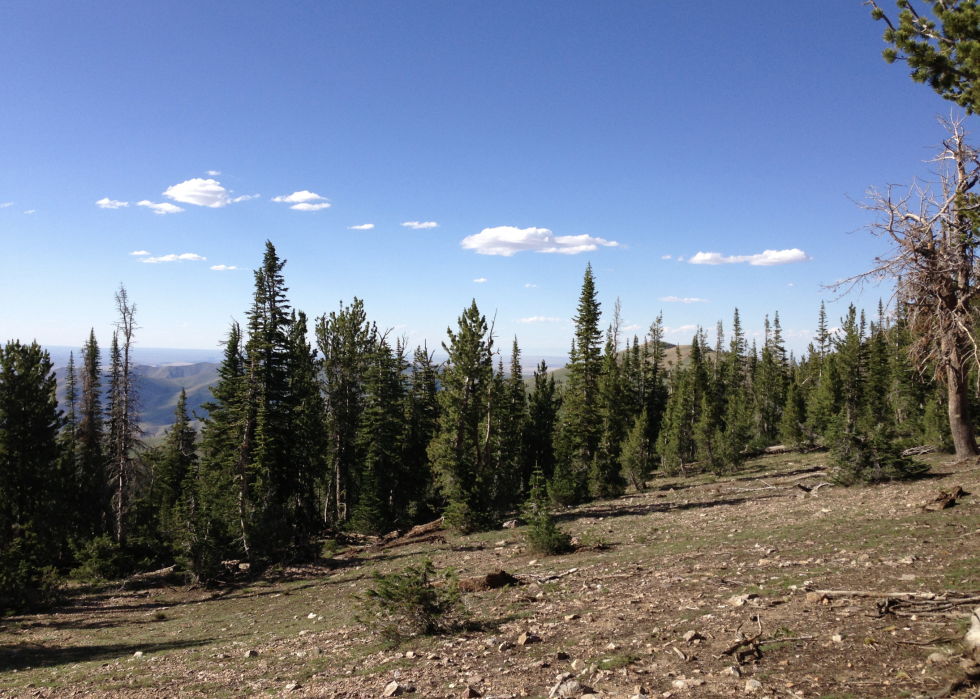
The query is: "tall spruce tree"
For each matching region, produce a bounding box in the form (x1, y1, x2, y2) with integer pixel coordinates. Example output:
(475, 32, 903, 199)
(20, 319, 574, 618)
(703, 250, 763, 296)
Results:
(77, 329, 107, 538)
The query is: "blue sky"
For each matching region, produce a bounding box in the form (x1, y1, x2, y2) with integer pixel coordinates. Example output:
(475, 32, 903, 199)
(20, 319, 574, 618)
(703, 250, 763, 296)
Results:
(0, 1, 962, 359)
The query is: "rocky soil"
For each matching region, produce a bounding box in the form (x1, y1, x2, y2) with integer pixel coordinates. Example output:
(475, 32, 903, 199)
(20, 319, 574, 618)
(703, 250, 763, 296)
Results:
(1, 450, 979, 698)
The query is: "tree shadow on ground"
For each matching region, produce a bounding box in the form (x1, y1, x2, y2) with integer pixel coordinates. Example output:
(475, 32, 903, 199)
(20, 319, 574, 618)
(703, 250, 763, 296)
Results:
(0, 637, 213, 672)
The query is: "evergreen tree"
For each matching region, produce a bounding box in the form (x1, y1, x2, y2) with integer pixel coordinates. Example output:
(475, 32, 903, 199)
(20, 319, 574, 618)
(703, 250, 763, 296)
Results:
(77, 329, 107, 539)
(590, 333, 627, 498)
(428, 300, 497, 532)
(0, 341, 63, 609)
(404, 344, 441, 521)
(526, 360, 560, 481)
(155, 388, 197, 539)
(620, 408, 652, 489)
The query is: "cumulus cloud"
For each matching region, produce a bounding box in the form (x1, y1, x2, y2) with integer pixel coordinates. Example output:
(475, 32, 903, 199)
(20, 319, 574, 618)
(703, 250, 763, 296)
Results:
(0, 203, 12, 208)
(474, 278, 487, 283)
(664, 324, 699, 336)
(525, 283, 537, 288)
(402, 221, 438, 229)
(206, 170, 221, 176)
(272, 191, 330, 211)
(349, 223, 375, 230)
(290, 202, 331, 211)
(142, 253, 206, 263)
(130, 250, 150, 256)
(515, 316, 562, 323)
(659, 296, 709, 304)
(688, 248, 811, 266)
(97, 198, 129, 209)
(163, 178, 236, 208)
(460, 226, 620, 256)
(210, 264, 238, 271)
(661, 254, 672, 259)
(138, 200, 184, 215)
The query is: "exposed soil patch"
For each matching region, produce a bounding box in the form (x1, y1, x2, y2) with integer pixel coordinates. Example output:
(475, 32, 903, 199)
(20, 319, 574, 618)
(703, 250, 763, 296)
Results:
(2, 451, 979, 698)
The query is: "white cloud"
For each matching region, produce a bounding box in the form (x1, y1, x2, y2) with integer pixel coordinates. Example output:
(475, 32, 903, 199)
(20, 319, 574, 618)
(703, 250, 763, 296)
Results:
(206, 170, 221, 176)
(788, 282, 794, 287)
(130, 250, 150, 256)
(273, 191, 327, 204)
(210, 264, 238, 271)
(688, 248, 811, 266)
(460, 226, 620, 256)
(515, 316, 562, 323)
(0, 203, 12, 208)
(349, 223, 375, 230)
(664, 324, 699, 336)
(138, 200, 184, 215)
(525, 283, 537, 288)
(163, 178, 236, 208)
(661, 254, 672, 259)
(402, 221, 438, 229)
(290, 202, 331, 211)
(659, 296, 709, 304)
(142, 253, 206, 263)
(677, 256, 684, 262)
(24, 210, 35, 214)
(622, 324, 642, 331)
(96, 198, 129, 209)
(474, 278, 487, 283)
(232, 194, 259, 203)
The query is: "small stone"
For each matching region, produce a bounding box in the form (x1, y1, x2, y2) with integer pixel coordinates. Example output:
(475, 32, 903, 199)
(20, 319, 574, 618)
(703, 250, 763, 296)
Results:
(605, 642, 618, 650)
(857, 553, 870, 562)
(927, 652, 949, 665)
(503, 519, 519, 529)
(133, 651, 143, 658)
(744, 679, 763, 694)
(729, 593, 759, 607)
(564, 614, 580, 622)
(498, 641, 515, 652)
(965, 606, 980, 650)
(495, 540, 508, 547)
(633, 685, 647, 696)
(518, 631, 542, 645)
(900, 573, 916, 581)
(285, 683, 301, 692)
(682, 630, 702, 643)
(831, 634, 843, 643)
(405, 650, 415, 659)
(244, 649, 258, 658)
(215, 653, 230, 659)
(384, 681, 405, 697)
(462, 687, 481, 698)
(804, 592, 825, 604)
(307, 612, 317, 619)
(571, 659, 585, 671)
(298, 629, 310, 636)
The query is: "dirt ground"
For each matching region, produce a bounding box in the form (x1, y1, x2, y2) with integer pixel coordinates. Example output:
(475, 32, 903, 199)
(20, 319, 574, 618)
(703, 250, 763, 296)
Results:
(2, 451, 979, 699)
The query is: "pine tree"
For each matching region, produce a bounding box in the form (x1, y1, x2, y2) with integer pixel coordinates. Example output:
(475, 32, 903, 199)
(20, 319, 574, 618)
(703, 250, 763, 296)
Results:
(428, 300, 497, 532)
(155, 388, 197, 539)
(620, 408, 652, 489)
(404, 344, 441, 521)
(557, 264, 603, 496)
(77, 329, 107, 538)
(0, 341, 63, 609)
(526, 360, 560, 481)
(590, 332, 627, 498)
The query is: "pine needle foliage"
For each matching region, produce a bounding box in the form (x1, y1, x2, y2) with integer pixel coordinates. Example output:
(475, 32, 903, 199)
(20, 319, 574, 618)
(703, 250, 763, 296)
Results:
(362, 559, 464, 644)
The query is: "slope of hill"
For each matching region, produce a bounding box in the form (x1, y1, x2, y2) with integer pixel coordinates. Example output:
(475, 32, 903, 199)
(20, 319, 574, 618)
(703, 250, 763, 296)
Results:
(527, 343, 693, 386)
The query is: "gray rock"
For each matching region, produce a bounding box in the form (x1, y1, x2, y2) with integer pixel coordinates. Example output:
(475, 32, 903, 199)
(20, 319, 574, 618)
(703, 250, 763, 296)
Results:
(244, 649, 258, 658)
(744, 679, 763, 694)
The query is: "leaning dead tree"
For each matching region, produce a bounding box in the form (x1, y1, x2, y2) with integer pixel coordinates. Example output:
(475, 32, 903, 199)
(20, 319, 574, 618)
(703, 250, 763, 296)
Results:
(834, 116, 980, 459)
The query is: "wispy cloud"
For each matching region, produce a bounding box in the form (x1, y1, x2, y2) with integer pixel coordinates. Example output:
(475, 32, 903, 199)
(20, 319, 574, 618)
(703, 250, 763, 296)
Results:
(461, 226, 620, 256)
(661, 254, 672, 259)
(515, 316, 562, 323)
(96, 198, 129, 209)
(525, 283, 537, 288)
(232, 194, 259, 202)
(689, 248, 811, 266)
(349, 223, 375, 230)
(622, 324, 642, 331)
(272, 191, 330, 210)
(0, 203, 12, 208)
(402, 221, 438, 229)
(206, 170, 221, 176)
(664, 324, 699, 336)
(138, 200, 184, 215)
(210, 264, 238, 271)
(659, 296, 709, 304)
(24, 210, 35, 214)
(130, 250, 150, 256)
(474, 278, 487, 283)
(142, 253, 206, 263)
(163, 178, 239, 208)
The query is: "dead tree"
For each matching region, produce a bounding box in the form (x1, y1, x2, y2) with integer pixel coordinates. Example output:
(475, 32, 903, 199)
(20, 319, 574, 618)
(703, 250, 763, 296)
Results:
(834, 116, 980, 459)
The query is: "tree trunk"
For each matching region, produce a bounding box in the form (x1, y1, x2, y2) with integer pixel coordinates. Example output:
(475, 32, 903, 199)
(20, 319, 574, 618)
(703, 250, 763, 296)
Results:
(946, 364, 979, 459)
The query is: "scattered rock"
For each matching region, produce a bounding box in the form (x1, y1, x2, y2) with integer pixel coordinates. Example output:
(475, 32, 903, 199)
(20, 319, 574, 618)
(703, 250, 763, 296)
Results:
(722, 665, 741, 677)
(462, 687, 481, 698)
(605, 642, 618, 650)
(457, 569, 520, 592)
(502, 519, 520, 529)
(831, 634, 843, 644)
(285, 683, 301, 692)
(518, 631, 542, 645)
(927, 652, 949, 665)
(307, 612, 317, 619)
(564, 614, 580, 621)
(244, 649, 258, 658)
(744, 679, 763, 694)
(729, 593, 759, 607)
(384, 681, 406, 697)
(549, 679, 592, 698)
(556, 650, 570, 660)
(215, 653, 230, 659)
(671, 679, 704, 689)
(132, 651, 143, 658)
(681, 630, 703, 643)
(571, 659, 585, 671)
(405, 650, 416, 659)
(962, 658, 980, 681)
(498, 641, 515, 652)
(900, 574, 916, 581)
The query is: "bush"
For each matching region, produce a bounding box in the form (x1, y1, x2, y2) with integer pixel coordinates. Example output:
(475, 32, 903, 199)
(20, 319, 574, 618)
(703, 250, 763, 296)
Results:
(361, 560, 465, 644)
(525, 467, 573, 556)
(70, 535, 132, 581)
(0, 530, 62, 612)
(828, 420, 929, 485)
